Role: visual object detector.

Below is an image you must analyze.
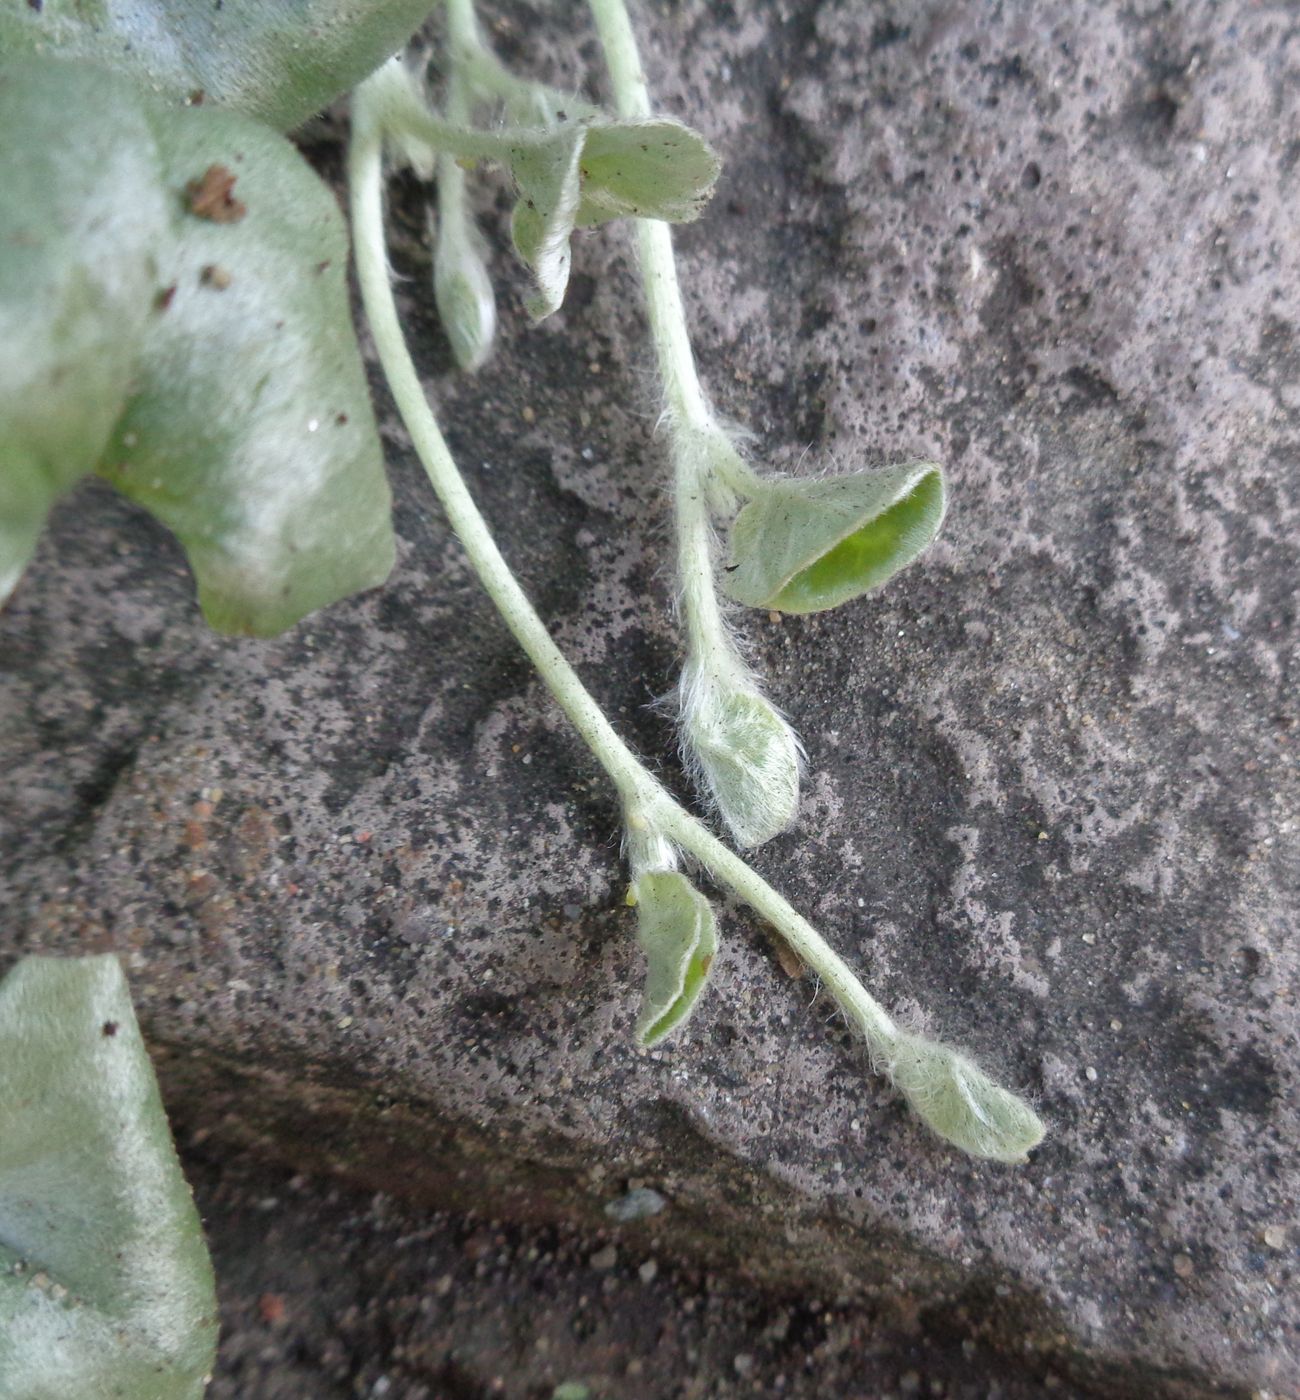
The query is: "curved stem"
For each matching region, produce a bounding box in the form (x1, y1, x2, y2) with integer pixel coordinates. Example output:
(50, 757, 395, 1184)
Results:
(350, 72, 1042, 1160)
(445, 0, 601, 124)
(350, 78, 898, 1055)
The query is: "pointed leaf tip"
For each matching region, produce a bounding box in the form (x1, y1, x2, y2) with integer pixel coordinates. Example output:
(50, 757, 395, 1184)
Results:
(887, 1032, 1045, 1163)
(632, 871, 719, 1046)
(724, 463, 948, 615)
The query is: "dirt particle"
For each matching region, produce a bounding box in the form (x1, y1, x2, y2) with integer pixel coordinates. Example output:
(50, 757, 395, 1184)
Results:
(589, 1245, 617, 1271)
(200, 264, 232, 290)
(1173, 1253, 1194, 1279)
(185, 165, 247, 223)
(101, 1020, 118, 1037)
(257, 1293, 287, 1325)
(155, 284, 178, 311)
(1262, 1225, 1287, 1250)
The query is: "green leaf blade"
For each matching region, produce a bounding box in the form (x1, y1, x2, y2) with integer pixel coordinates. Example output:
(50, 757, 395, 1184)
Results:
(724, 464, 948, 614)
(98, 98, 395, 636)
(0, 58, 168, 606)
(574, 119, 721, 226)
(0, 955, 218, 1399)
(632, 872, 719, 1047)
(0, 0, 436, 130)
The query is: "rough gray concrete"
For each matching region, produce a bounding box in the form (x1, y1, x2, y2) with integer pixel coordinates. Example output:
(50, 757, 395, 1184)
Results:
(2, 1, 1297, 1395)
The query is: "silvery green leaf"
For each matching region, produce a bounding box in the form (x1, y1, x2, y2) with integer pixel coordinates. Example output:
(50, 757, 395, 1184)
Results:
(723, 463, 947, 614)
(885, 1031, 1046, 1164)
(103, 90, 395, 636)
(682, 671, 801, 849)
(0, 955, 218, 1398)
(0, 55, 396, 636)
(0, 0, 436, 131)
(571, 119, 721, 227)
(510, 119, 720, 320)
(631, 872, 719, 1047)
(0, 59, 166, 605)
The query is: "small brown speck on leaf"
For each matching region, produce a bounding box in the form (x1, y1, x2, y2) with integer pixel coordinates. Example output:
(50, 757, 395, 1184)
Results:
(200, 263, 232, 290)
(155, 284, 178, 311)
(101, 1021, 118, 1037)
(187, 89, 205, 106)
(185, 165, 246, 223)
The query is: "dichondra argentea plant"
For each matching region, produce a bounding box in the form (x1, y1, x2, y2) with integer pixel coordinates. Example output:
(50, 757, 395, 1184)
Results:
(2, 28, 1044, 1363)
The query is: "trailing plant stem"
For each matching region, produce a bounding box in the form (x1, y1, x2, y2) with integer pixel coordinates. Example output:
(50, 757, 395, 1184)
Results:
(350, 80, 897, 1057)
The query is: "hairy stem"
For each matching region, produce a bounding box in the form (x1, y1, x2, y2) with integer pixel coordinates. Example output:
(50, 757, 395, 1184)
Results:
(351, 77, 889, 1043)
(350, 72, 1042, 1161)
(445, 0, 600, 124)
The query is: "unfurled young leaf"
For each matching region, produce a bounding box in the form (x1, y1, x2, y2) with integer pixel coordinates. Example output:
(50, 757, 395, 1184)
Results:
(723, 463, 948, 614)
(510, 119, 720, 319)
(0, 0, 435, 131)
(0, 55, 395, 637)
(630, 872, 718, 1047)
(680, 665, 802, 849)
(0, 955, 218, 1398)
(883, 1031, 1046, 1163)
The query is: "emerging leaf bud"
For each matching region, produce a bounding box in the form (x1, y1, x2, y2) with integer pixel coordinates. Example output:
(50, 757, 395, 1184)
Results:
(432, 211, 496, 373)
(629, 870, 718, 1047)
(680, 663, 801, 849)
(723, 463, 947, 614)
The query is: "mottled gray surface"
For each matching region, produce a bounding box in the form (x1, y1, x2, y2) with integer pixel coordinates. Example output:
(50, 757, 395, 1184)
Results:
(2, 1, 1297, 1395)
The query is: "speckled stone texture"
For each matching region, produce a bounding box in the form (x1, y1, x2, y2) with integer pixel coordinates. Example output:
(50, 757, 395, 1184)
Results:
(2, 1, 1297, 1395)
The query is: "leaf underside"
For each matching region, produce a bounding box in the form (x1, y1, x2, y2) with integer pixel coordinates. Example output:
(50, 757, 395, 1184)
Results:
(511, 119, 721, 319)
(0, 0, 436, 131)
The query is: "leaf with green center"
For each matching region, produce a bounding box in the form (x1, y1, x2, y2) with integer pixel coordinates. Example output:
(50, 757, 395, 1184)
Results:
(681, 669, 802, 849)
(631, 872, 719, 1047)
(0, 0, 436, 130)
(509, 119, 720, 319)
(0, 954, 219, 1398)
(1, 56, 396, 636)
(723, 463, 948, 614)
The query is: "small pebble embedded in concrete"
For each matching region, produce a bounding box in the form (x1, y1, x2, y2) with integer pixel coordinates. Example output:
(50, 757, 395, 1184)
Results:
(589, 1244, 618, 1271)
(1173, 1253, 1195, 1279)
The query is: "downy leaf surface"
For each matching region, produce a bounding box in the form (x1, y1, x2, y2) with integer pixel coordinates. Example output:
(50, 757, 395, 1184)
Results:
(0, 955, 218, 1399)
(0, 56, 395, 636)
